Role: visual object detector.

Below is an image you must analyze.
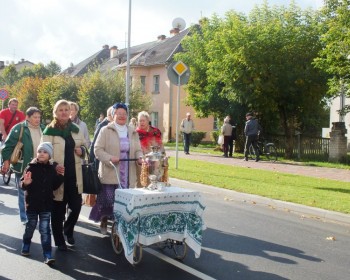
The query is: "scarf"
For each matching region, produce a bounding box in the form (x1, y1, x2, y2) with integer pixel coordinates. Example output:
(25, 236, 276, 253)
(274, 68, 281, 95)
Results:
(43, 118, 79, 138)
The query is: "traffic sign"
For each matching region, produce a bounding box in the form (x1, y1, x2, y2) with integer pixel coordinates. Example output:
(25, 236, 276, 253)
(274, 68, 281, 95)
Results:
(167, 61, 190, 86)
(0, 88, 9, 100)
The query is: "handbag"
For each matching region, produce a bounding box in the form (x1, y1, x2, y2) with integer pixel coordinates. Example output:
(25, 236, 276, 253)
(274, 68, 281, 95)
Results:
(10, 125, 24, 164)
(81, 146, 102, 194)
(217, 134, 224, 145)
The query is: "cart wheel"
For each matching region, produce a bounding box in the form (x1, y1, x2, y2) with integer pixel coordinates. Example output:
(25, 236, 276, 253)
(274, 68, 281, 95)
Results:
(156, 240, 167, 250)
(111, 222, 123, 254)
(2, 169, 12, 185)
(172, 240, 187, 260)
(133, 243, 143, 265)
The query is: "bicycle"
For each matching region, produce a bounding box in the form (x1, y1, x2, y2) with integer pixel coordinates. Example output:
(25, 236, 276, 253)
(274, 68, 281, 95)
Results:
(249, 139, 278, 162)
(0, 156, 13, 185)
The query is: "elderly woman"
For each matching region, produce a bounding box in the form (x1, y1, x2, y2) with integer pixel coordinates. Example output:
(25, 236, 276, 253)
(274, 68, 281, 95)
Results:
(89, 102, 142, 234)
(2, 107, 45, 224)
(69, 101, 91, 148)
(136, 111, 164, 154)
(42, 99, 85, 251)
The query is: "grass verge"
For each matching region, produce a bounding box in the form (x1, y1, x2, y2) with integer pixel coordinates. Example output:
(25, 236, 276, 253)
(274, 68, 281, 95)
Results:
(167, 157, 350, 214)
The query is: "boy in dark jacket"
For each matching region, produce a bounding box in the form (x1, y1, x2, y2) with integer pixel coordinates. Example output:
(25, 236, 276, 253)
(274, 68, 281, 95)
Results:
(20, 142, 64, 265)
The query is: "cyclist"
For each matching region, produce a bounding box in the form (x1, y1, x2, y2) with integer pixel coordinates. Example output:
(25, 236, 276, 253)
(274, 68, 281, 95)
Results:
(244, 112, 261, 162)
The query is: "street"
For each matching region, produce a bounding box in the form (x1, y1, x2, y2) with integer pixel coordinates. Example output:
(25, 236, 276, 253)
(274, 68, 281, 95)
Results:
(1, 177, 350, 280)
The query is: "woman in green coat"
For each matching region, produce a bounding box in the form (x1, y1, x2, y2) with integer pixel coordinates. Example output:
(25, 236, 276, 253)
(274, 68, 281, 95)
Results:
(1, 107, 45, 224)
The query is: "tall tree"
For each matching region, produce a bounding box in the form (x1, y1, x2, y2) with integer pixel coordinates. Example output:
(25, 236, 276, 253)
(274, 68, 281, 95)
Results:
(177, 2, 328, 158)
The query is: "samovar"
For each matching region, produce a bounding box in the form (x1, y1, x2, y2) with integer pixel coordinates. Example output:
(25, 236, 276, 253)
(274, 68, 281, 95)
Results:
(141, 146, 169, 191)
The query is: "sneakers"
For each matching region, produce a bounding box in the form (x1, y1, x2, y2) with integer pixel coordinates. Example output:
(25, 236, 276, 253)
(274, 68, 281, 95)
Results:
(21, 243, 30, 256)
(44, 252, 55, 265)
(66, 236, 75, 245)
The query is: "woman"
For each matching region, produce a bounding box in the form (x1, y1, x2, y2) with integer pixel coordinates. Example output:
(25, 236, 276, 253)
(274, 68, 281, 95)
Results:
(128, 117, 137, 130)
(42, 99, 85, 251)
(89, 102, 142, 234)
(69, 102, 91, 148)
(221, 117, 233, 158)
(136, 111, 164, 154)
(1, 107, 45, 224)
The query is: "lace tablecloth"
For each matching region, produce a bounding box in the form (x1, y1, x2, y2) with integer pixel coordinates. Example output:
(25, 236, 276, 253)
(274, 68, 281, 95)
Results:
(113, 186, 206, 264)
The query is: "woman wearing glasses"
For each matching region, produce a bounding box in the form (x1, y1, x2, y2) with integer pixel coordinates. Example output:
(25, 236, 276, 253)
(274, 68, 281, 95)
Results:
(89, 102, 143, 234)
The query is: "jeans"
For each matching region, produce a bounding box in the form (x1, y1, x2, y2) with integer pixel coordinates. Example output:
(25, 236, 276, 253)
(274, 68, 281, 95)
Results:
(15, 173, 27, 223)
(182, 133, 191, 153)
(23, 211, 52, 254)
(244, 134, 259, 158)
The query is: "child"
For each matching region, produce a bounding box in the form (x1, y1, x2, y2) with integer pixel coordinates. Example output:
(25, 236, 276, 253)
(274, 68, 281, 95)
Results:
(20, 142, 64, 265)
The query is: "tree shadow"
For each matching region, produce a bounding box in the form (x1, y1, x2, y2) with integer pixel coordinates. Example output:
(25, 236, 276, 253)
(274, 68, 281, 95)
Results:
(314, 187, 350, 194)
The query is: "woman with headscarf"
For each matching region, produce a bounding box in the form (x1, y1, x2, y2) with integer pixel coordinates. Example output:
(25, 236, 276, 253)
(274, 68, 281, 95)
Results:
(89, 102, 143, 234)
(1, 107, 45, 224)
(42, 99, 85, 251)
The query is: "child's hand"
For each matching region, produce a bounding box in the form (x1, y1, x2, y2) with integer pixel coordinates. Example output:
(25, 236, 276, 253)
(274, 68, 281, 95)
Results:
(23, 171, 32, 186)
(56, 164, 65, 176)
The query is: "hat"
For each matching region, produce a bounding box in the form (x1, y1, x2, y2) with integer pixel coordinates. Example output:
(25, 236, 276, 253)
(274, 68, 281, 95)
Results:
(186, 112, 191, 116)
(37, 142, 53, 158)
(246, 112, 253, 117)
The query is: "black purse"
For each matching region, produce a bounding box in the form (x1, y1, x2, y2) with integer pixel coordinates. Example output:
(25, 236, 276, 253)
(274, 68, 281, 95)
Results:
(81, 146, 102, 194)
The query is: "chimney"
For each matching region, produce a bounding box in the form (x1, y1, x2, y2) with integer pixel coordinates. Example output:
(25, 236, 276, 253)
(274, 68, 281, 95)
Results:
(110, 46, 119, 59)
(170, 28, 180, 36)
(102, 44, 109, 50)
(157, 35, 166, 41)
(0, 61, 4, 69)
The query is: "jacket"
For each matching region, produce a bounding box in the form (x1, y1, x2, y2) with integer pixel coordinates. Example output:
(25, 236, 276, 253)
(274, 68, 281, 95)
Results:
(1, 121, 46, 174)
(21, 159, 63, 212)
(42, 123, 85, 201)
(94, 122, 143, 187)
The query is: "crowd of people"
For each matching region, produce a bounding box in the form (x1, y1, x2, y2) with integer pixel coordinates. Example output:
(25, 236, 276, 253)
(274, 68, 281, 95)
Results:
(0, 97, 260, 265)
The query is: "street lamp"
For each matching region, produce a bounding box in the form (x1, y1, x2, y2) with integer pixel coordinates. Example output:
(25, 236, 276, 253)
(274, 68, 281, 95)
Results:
(125, 0, 131, 118)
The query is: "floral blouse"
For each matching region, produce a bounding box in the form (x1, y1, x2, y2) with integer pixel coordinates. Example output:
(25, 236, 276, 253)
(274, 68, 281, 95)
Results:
(136, 126, 162, 154)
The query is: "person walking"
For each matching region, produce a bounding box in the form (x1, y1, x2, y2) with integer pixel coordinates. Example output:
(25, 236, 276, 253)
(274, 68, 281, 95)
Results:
(90, 102, 143, 234)
(221, 117, 233, 158)
(0, 98, 26, 141)
(69, 102, 91, 148)
(244, 112, 260, 162)
(42, 99, 85, 251)
(1, 107, 45, 224)
(180, 112, 195, 155)
(20, 142, 64, 265)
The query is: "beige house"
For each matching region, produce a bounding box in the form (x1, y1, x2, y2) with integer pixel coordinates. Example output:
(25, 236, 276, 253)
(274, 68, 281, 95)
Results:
(63, 28, 215, 142)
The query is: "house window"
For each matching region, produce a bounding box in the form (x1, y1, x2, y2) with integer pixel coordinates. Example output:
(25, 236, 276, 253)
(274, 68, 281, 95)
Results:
(151, 112, 159, 128)
(140, 76, 146, 93)
(153, 75, 160, 93)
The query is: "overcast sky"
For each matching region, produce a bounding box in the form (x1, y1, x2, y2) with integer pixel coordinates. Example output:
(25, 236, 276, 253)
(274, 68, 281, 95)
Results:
(0, 0, 323, 70)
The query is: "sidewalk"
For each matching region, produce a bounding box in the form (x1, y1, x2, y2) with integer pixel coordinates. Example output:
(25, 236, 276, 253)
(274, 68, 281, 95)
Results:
(165, 148, 350, 226)
(165, 149, 350, 182)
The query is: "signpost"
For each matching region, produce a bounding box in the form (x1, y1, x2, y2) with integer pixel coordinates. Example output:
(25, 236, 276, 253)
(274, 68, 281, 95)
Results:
(0, 88, 9, 110)
(167, 61, 190, 169)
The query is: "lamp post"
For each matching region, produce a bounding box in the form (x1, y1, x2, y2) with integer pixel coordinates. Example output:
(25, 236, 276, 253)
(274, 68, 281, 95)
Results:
(125, 0, 131, 117)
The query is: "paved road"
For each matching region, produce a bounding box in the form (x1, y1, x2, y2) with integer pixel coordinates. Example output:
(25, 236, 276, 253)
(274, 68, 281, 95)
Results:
(166, 149, 350, 182)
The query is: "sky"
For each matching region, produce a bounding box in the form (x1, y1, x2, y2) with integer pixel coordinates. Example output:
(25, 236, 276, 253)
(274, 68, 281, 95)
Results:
(0, 0, 324, 70)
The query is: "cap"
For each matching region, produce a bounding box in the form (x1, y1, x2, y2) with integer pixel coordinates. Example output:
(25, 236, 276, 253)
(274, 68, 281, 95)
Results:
(37, 142, 53, 158)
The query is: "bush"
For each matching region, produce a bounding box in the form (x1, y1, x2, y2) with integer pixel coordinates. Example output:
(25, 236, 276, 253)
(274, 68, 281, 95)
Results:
(191, 131, 206, 147)
(210, 130, 220, 144)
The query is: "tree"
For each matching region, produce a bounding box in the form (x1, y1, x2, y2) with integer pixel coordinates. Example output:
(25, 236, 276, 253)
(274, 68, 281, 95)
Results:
(1, 64, 19, 86)
(46, 61, 61, 77)
(177, 2, 328, 158)
(10, 77, 43, 111)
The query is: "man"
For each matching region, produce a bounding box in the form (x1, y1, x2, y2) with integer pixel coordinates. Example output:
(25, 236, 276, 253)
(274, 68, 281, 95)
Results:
(0, 98, 26, 141)
(225, 115, 237, 157)
(244, 112, 260, 162)
(180, 112, 195, 155)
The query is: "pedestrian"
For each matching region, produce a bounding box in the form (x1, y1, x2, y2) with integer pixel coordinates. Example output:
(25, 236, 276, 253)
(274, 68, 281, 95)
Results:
(1, 107, 46, 224)
(95, 113, 104, 129)
(225, 115, 237, 157)
(42, 99, 85, 251)
(129, 117, 137, 130)
(221, 117, 233, 158)
(69, 101, 91, 148)
(180, 112, 195, 155)
(0, 98, 26, 142)
(20, 142, 64, 265)
(90, 102, 143, 234)
(244, 112, 261, 162)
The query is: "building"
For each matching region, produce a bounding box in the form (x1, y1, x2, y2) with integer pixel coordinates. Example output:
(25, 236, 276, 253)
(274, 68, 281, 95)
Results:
(62, 28, 215, 142)
(0, 59, 35, 74)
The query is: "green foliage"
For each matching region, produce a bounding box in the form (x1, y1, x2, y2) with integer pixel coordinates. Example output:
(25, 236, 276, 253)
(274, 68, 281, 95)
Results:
(190, 131, 206, 147)
(11, 77, 43, 111)
(176, 3, 328, 158)
(1, 64, 19, 85)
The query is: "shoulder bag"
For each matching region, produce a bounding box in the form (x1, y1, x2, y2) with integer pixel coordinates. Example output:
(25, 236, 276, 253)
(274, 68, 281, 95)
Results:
(10, 124, 24, 164)
(81, 145, 102, 194)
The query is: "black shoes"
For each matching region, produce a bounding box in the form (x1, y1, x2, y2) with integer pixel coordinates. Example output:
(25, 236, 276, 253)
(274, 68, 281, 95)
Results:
(66, 236, 75, 245)
(244, 157, 248, 161)
(58, 244, 68, 251)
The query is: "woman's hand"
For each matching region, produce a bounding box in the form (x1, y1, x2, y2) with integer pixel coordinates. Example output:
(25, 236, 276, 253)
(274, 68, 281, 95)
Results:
(23, 171, 32, 186)
(110, 156, 120, 164)
(74, 147, 83, 157)
(1, 160, 10, 174)
(137, 157, 143, 165)
(56, 164, 65, 176)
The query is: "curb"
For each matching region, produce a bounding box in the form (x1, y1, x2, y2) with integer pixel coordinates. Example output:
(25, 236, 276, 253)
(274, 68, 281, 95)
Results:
(169, 178, 350, 227)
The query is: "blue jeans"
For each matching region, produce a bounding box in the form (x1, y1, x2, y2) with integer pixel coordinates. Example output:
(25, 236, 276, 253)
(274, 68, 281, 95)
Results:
(15, 173, 27, 223)
(182, 133, 191, 153)
(23, 211, 52, 254)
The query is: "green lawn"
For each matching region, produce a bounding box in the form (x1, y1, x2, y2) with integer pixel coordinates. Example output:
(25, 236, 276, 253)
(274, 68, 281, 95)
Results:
(167, 157, 350, 214)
